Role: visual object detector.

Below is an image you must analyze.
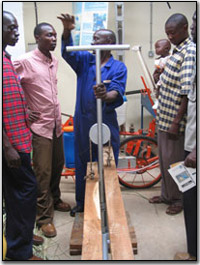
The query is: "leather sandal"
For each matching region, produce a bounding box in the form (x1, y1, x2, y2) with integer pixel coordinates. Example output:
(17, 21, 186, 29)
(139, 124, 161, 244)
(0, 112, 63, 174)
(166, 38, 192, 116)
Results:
(166, 204, 182, 215)
(149, 196, 164, 204)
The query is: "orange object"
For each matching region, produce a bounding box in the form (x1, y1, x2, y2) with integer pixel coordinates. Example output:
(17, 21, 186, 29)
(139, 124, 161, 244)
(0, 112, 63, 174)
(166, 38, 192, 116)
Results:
(63, 126, 74, 132)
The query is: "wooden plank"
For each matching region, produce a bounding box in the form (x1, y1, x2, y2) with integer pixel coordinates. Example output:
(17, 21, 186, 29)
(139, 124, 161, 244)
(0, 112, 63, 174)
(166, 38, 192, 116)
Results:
(81, 162, 102, 260)
(104, 149, 134, 260)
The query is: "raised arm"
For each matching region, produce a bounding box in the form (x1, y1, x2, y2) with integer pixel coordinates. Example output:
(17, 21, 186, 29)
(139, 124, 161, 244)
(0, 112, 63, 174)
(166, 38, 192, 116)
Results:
(57, 13, 75, 40)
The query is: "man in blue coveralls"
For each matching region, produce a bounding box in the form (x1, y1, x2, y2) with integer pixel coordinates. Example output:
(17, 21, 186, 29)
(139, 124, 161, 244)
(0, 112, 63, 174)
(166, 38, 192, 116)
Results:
(58, 13, 127, 217)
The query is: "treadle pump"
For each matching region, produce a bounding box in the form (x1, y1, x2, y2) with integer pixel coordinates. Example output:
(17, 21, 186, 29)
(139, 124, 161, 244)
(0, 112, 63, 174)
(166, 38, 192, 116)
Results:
(66, 44, 130, 259)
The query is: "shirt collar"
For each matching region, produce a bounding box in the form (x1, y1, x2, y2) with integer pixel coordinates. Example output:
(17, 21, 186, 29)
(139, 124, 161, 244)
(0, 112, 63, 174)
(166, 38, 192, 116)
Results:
(3, 50, 11, 59)
(90, 54, 114, 67)
(173, 37, 191, 54)
(33, 48, 53, 64)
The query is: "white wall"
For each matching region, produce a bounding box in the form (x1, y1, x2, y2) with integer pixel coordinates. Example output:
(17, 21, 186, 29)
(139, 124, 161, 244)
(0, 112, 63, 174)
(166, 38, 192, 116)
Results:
(6, 1, 196, 129)
(3, 2, 26, 61)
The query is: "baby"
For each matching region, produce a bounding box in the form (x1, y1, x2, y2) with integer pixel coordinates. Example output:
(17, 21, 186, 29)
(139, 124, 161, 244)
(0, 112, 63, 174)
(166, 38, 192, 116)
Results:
(152, 39, 171, 109)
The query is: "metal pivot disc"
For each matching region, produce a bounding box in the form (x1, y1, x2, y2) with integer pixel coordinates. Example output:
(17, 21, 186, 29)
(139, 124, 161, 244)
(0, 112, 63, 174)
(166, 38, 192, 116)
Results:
(89, 123, 111, 145)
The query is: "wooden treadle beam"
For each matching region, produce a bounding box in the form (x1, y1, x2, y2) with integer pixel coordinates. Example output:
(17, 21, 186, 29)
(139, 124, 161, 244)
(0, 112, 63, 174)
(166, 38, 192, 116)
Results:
(79, 147, 135, 260)
(103, 148, 134, 260)
(81, 162, 102, 260)
(69, 212, 138, 256)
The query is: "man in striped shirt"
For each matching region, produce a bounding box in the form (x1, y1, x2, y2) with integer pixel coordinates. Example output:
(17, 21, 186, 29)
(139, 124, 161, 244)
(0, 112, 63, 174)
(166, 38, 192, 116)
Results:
(149, 13, 196, 215)
(3, 11, 42, 260)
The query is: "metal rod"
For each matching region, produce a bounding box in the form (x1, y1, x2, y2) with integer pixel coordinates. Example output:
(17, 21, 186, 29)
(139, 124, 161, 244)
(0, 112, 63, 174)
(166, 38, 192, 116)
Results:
(96, 49, 103, 186)
(34, 2, 38, 26)
(167, 2, 171, 9)
(66, 44, 130, 52)
(150, 2, 153, 52)
(96, 49, 108, 259)
(125, 89, 141, 95)
(132, 46, 156, 92)
(102, 232, 109, 260)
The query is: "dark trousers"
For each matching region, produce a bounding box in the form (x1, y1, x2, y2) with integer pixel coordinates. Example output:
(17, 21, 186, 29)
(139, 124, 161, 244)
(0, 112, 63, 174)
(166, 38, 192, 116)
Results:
(158, 130, 184, 205)
(3, 152, 37, 260)
(183, 151, 197, 257)
(32, 130, 64, 226)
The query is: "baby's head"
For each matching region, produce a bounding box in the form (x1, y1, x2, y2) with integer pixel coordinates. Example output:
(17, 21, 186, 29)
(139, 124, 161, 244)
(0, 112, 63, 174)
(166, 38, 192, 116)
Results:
(155, 39, 171, 57)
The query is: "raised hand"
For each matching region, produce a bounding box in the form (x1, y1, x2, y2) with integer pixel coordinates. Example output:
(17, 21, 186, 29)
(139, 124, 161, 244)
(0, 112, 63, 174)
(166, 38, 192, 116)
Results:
(57, 13, 75, 31)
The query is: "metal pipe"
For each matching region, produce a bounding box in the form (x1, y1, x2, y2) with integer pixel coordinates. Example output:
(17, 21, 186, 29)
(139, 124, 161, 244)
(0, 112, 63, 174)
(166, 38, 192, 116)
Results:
(34, 2, 38, 26)
(102, 232, 109, 260)
(66, 44, 130, 52)
(95, 48, 104, 215)
(96, 48, 109, 259)
(132, 46, 156, 92)
(96, 49, 104, 188)
(125, 89, 141, 95)
(150, 2, 153, 52)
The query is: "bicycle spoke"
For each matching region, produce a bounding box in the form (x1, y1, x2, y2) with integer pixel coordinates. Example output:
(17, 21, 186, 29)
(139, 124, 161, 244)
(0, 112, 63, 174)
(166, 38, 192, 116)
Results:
(118, 135, 161, 189)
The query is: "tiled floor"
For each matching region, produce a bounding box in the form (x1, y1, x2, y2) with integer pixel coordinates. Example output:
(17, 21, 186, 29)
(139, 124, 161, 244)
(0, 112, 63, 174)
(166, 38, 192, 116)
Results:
(33, 176, 187, 261)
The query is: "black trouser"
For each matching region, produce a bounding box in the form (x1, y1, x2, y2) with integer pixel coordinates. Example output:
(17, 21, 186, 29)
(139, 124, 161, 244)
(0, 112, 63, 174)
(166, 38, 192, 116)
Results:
(183, 151, 197, 257)
(3, 152, 37, 260)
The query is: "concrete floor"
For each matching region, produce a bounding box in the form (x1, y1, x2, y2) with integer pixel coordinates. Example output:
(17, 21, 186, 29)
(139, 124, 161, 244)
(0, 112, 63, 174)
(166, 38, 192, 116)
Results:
(33, 176, 187, 261)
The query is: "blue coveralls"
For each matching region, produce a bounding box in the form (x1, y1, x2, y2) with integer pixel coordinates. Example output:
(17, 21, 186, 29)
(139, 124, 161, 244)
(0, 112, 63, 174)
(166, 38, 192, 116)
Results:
(62, 35, 127, 207)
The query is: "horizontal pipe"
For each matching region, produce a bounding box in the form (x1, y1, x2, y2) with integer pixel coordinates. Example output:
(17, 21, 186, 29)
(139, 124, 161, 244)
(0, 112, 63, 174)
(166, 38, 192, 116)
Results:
(66, 44, 130, 52)
(125, 90, 141, 95)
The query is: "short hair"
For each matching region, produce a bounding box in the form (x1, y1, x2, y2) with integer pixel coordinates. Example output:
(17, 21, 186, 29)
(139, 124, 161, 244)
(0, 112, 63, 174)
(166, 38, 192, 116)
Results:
(96, 29, 116, 44)
(156, 39, 171, 49)
(105, 29, 116, 44)
(3, 10, 15, 23)
(34, 22, 53, 37)
(165, 13, 188, 28)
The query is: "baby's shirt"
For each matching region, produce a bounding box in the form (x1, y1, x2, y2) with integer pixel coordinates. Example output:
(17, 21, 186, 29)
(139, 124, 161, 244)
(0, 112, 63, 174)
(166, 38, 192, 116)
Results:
(155, 55, 171, 70)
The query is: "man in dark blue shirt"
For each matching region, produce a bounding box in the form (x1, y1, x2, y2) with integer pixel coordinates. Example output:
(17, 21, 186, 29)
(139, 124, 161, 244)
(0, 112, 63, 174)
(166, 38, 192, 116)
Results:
(58, 13, 127, 216)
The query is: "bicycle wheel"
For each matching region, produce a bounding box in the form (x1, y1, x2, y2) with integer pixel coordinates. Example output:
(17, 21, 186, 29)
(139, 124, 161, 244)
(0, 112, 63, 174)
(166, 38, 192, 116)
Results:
(118, 135, 161, 189)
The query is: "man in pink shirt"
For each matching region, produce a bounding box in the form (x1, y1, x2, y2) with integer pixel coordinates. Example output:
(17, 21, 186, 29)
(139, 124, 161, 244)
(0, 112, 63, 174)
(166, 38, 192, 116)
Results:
(14, 22, 71, 238)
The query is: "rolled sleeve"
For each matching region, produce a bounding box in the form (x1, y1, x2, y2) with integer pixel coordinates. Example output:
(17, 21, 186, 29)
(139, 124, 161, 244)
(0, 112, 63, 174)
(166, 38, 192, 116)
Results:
(105, 63, 127, 110)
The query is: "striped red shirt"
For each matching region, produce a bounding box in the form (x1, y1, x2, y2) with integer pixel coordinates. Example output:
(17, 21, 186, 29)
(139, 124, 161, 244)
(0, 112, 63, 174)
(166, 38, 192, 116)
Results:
(3, 51, 32, 153)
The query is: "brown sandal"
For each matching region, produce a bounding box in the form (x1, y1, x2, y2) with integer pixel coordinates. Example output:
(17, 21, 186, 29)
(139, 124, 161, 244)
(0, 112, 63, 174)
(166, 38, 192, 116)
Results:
(149, 196, 164, 204)
(166, 204, 182, 215)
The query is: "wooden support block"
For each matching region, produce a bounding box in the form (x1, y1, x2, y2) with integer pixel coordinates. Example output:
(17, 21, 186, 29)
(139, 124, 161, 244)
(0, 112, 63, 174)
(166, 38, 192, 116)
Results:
(81, 162, 103, 260)
(126, 211, 137, 249)
(69, 213, 83, 255)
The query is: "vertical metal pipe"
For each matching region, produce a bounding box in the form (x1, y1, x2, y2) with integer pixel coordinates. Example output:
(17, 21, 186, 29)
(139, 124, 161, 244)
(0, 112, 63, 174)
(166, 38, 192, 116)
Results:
(95, 49, 104, 185)
(34, 2, 38, 26)
(150, 2, 153, 52)
(96, 49, 108, 260)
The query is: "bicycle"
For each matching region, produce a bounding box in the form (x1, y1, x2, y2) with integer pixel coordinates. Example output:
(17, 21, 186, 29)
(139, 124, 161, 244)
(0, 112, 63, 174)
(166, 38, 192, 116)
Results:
(117, 76, 161, 189)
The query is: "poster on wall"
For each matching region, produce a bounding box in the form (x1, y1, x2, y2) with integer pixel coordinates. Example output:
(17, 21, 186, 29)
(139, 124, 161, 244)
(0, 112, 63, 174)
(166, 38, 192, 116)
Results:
(72, 2, 108, 45)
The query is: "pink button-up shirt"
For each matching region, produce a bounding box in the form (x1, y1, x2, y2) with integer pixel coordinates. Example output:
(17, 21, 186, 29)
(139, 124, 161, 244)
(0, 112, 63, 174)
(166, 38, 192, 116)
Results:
(13, 48, 62, 139)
